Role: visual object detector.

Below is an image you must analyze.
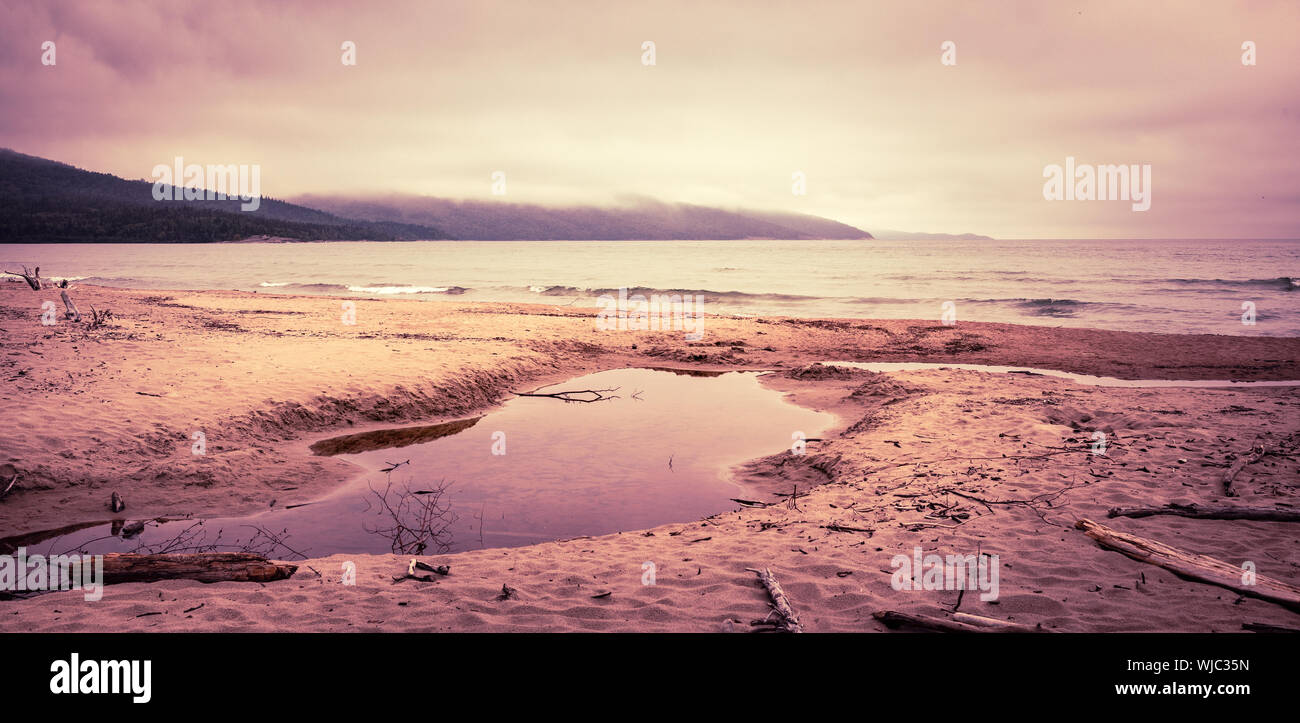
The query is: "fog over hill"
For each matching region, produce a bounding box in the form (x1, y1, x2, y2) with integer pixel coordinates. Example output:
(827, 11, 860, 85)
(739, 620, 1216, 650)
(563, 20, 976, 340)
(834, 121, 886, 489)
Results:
(293, 194, 874, 241)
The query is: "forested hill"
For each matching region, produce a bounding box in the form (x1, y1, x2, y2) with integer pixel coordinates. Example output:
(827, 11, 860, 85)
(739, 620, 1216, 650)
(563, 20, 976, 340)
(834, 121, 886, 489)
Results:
(0, 149, 448, 242)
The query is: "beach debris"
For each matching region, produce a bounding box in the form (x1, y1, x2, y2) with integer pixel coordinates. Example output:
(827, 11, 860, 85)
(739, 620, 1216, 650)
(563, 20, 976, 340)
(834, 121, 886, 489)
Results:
(391, 558, 449, 584)
(183, 603, 205, 614)
(120, 520, 146, 538)
(745, 567, 802, 633)
(513, 387, 620, 403)
(821, 524, 874, 535)
(496, 583, 518, 601)
(412, 560, 450, 575)
(380, 459, 410, 473)
(1222, 442, 1269, 496)
(1242, 622, 1300, 634)
(1075, 519, 1300, 611)
(874, 610, 1043, 633)
(60, 284, 82, 322)
(99, 552, 297, 585)
(591, 590, 612, 599)
(2, 264, 43, 290)
(1107, 503, 1300, 523)
(730, 498, 767, 508)
(110, 491, 125, 513)
(0, 472, 17, 501)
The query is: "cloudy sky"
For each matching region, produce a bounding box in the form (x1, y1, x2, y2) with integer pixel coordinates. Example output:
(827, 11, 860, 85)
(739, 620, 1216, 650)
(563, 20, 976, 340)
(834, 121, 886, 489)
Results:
(2, 0, 1297, 238)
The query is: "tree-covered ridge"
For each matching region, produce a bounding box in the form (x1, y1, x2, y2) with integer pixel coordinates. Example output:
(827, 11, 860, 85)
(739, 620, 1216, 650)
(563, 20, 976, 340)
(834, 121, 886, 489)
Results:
(0, 149, 448, 242)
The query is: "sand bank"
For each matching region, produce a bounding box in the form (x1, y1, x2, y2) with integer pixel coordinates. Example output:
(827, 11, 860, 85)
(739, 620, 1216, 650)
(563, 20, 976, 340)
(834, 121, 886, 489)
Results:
(1, 281, 1297, 631)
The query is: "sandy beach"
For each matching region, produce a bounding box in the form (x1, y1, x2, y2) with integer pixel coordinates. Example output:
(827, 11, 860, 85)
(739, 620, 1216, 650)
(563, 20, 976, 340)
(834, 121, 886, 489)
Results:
(1, 279, 1297, 632)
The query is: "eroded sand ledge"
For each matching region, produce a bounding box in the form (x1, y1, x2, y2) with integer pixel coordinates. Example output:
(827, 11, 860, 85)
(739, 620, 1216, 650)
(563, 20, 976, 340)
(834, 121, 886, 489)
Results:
(1, 282, 1297, 632)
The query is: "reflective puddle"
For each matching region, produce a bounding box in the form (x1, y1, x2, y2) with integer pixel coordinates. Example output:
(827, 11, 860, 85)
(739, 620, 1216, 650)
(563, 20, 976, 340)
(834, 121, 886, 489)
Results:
(11, 368, 832, 559)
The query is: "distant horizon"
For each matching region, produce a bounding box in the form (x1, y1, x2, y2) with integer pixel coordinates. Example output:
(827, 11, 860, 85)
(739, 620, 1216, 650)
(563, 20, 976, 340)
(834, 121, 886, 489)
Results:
(9, 145, 1300, 244)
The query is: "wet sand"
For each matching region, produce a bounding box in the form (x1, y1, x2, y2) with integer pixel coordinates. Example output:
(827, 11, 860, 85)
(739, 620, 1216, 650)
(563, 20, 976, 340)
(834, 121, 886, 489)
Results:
(1, 280, 1297, 632)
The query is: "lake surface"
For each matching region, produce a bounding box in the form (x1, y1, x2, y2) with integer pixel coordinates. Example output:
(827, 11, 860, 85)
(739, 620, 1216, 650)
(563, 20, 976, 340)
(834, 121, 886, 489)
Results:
(11, 369, 833, 558)
(3, 238, 1297, 336)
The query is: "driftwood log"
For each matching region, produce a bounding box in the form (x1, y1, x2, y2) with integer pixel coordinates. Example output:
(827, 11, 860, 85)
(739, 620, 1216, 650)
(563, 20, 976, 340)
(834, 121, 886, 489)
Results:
(1223, 444, 1267, 496)
(1075, 519, 1300, 611)
(3, 265, 43, 290)
(874, 610, 1043, 633)
(1242, 622, 1300, 634)
(60, 287, 81, 322)
(1108, 503, 1300, 522)
(746, 567, 802, 632)
(102, 552, 298, 585)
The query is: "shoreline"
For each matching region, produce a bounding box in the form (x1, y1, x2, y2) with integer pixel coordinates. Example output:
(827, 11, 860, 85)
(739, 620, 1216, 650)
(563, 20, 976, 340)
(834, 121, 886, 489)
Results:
(2, 281, 1298, 632)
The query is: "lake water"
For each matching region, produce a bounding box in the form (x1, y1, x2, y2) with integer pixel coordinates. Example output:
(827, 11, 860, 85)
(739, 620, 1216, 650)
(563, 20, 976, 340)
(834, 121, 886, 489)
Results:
(3, 238, 1297, 336)
(7, 369, 833, 558)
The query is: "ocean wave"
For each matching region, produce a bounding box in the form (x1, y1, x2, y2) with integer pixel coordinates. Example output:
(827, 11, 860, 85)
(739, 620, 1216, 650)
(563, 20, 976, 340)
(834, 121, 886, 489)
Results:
(1164, 277, 1297, 291)
(962, 297, 1102, 318)
(347, 285, 469, 295)
(527, 285, 819, 303)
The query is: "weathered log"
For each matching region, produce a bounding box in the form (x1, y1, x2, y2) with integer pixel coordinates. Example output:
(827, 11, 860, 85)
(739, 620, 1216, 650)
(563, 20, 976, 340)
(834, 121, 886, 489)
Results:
(3, 265, 43, 290)
(102, 552, 298, 585)
(1075, 519, 1300, 611)
(110, 491, 125, 512)
(1223, 444, 1267, 497)
(1242, 622, 1300, 634)
(1108, 503, 1300, 522)
(60, 287, 81, 322)
(874, 610, 1042, 633)
(745, 567, 803, 632)
(952, 612, 1044, 631)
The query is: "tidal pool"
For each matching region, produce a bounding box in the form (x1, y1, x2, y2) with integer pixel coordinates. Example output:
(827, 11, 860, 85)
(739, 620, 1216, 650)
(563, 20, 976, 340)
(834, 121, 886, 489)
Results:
(14, 368, 832, 559)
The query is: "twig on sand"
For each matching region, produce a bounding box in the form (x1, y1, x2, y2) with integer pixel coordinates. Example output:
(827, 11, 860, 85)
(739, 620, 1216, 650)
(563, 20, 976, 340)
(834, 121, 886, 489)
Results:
(821, 523, 873, 535)
(745, 567, 802, 633)
(1108, 503, 1300, 523)
(513, 387, 620, 403)
(1075, 519, 1300, 611)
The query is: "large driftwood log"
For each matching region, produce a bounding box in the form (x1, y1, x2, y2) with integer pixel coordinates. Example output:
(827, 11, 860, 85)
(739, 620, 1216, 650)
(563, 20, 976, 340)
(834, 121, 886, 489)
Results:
(1075, 519, 1300, 611)
(2, 265, 43, 290)
(1108, 503, 1300, 522)
(1223, 444, 1267, 497)
(102, 552, 298, 585)
(745, 567, 803, 632)
(874, 610, 1042, 633)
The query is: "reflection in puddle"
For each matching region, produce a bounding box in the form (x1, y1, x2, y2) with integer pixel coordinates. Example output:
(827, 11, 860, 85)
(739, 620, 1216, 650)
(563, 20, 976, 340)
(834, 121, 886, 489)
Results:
(11, 368, 832, 559)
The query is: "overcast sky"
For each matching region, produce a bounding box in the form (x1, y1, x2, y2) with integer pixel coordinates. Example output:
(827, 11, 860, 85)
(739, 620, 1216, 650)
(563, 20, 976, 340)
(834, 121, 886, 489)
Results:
(2, 0, 1297, 238)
